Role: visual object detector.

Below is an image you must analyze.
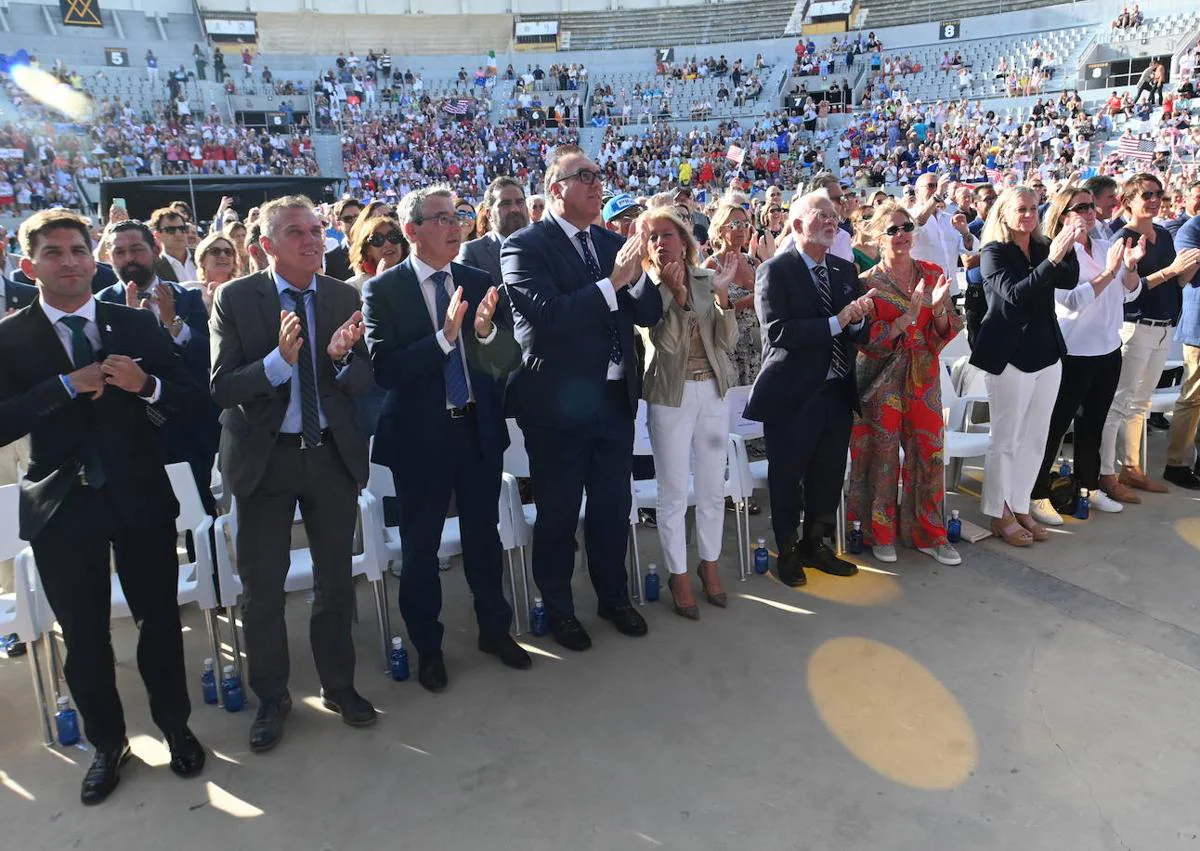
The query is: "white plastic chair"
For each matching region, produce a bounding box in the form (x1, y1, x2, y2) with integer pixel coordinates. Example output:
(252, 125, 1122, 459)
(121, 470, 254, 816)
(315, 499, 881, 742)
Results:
(213, 489, 391, 674)
(1142, 386, 1183, 469)
(940, 366, 992, 492)
(725, 385, 766, 579)
(0, 484, 57, 744)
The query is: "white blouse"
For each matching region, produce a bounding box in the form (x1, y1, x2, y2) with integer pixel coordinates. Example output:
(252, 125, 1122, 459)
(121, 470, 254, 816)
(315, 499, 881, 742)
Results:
(1054, 238, 1142, 357)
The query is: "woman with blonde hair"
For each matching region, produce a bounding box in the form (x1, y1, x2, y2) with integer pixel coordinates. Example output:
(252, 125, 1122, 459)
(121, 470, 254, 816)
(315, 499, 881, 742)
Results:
(221, 220, 249, 277)
(188, 231, 240, 314)
(847, 201, 963, 565)
(701, 200, 758, 385)
(639, 208, 738, 618)
(969, 185, 1083, 546)
(346, 214, 408, 291)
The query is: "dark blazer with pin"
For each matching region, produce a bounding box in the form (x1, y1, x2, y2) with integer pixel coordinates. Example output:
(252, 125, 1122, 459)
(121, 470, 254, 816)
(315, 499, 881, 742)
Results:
(208, 269, 374, 498)
(0, 298, 203, 540)
(3, 275, 37, 312)
(745, 246, 868, 424)
(456, 232, 504, 287)
(500, 215, 663, 427)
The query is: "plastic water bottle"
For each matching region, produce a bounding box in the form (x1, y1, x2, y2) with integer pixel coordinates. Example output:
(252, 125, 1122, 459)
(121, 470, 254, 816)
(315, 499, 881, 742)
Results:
(1059, 456, 1072, 478)
(221, 664, 245, 713)
(55, 696, 80, 747)
(848, 520, 864, 555)
(200, 657, 218, 705)
(529, 597, 548, 637)
(644, 564, 660, 602)
(946, 509, 962, 544)
(753, 538, 770, 575)
(389, 636, 410, 681)
(1073, 487, 1090, 520)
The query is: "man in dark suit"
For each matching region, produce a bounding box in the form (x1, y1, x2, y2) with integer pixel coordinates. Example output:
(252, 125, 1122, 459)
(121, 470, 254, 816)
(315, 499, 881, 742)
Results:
(97, 221, 218, 514)
(209, 195, 377, 753)
(500, 144, 663, 651)
(745, 192, 876, 587)
(0, 209, 207, 804)
(456, 176, 528, 287)
(323, 197, 363, 281)
(364, 185, 528, 692)
(2, 270, 37, 313)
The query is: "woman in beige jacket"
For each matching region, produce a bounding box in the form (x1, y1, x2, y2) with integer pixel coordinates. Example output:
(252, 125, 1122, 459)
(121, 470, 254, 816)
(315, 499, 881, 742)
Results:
(639, 207, 738, 619)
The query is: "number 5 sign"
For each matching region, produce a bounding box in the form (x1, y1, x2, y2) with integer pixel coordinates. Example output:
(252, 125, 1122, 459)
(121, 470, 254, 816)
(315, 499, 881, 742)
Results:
(939, 20, 961, 40)
(105, 47, 129, 67)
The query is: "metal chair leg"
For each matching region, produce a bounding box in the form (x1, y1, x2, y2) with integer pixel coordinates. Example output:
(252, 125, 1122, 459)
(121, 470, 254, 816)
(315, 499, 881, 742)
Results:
(28, 636, 55, 746)
(204, 609, 225, 708)
(372, 577, 391, 672)
(735, 502, 747, 581)
(519, 546, 533, 621)
(46, 632, 64, 701)
(629, 525, 643, 605)
(506, 551, 524, 636)
(228, 605, 245, 679)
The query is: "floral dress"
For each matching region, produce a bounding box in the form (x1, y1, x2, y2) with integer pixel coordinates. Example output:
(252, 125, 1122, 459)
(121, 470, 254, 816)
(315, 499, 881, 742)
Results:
(846, 260, 964, 548)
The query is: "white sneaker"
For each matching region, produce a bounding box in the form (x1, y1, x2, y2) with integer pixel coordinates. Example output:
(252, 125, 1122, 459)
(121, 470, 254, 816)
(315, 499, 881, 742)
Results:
(1088, 489, 1124, 513)
(919, 544, 963, 566)
(872, 545, 897, 563)
(1029, 498, 1064, 526)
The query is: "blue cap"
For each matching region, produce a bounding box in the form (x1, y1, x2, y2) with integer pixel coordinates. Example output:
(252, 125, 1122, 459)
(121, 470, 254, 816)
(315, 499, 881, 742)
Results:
(602, 193, 643, 223)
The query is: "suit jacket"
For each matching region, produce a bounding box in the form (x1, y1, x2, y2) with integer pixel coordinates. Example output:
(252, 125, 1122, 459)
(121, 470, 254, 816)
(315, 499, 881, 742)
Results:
(456, 232, 503, 287)
(0, 298, 205, 540)
(3, 275, 37, 311)
(362, 257, 521, 472)
(154, 256, 180, 283)
(324, 243, 353, 282)
(13, 261, 119, 295)
(97, 280, 219, 465)
(500, 215, 663, 427)
(209, 270, 373, 497)
(744, 246, 867, 424)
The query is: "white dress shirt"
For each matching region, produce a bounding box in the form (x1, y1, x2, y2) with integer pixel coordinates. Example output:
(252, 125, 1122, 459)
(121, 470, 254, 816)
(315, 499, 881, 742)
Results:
(40, 297, 162, 402)
(161, 250, 197, 283)
(410, 254, 496, 407)
(547, 210, 631, 380)
(910, 209, 968, 294)
(1055, 239, 1142, 357)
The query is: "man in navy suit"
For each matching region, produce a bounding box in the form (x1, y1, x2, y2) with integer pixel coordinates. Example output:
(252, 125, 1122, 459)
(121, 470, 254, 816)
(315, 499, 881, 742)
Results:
(745, 192, 876, 587)
(363, 185, 529, 692)
(3, 271, 37, 313)
(501, 145, 663, 651)
(96, 221, 218, 515)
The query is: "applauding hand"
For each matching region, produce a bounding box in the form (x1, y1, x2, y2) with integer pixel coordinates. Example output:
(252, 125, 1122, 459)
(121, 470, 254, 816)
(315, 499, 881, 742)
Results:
(474, 286, 500, 338)
(327, 310, 365, 360)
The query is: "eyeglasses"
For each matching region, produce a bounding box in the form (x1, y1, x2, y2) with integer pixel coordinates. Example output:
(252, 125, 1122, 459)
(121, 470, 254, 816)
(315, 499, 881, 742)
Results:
(206, 246, 236, 257)
(884, 221, 916, 236)
(455, 210, 477, 221)
(557, 168, 603, 185)
(414, 213, 460, 227)
(1140, 189, 1165, 201)
(157, 225, 187, 235)
(724, 220, 751, 229)
(808, 210, 839, 223)
(1066, 201, 1096, 214)
(367, 231, 405, 247)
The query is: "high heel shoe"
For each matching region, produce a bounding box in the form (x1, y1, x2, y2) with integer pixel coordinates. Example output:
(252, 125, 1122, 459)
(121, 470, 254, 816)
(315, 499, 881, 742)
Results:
(667, 573, 700, 620)
(697, 561, 728, 608)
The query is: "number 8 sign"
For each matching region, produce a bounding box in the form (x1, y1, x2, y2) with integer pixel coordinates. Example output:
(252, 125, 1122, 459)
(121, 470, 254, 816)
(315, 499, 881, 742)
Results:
(940, 20, 961, 40)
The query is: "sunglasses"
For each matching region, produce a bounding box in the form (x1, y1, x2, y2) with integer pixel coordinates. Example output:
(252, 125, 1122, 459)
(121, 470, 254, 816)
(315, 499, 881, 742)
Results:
(885, 221, 916, 236)
(768, 206, 783, 213)
(1140, 189, 1165, 201)
(455, 210, 477, 221)
(340, 214, 360, 224)
(724, 220, 751, 229)
(367, 231, 405, 247)
(157, 225, 187, 235)
(206, 246, 236, 257)
(558, 168, 603, 185)
(1066, 201, 1096, 214)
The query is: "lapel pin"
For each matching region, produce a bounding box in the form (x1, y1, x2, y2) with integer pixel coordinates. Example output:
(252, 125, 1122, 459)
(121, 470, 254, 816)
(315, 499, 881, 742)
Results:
(105, 324, 113, 332)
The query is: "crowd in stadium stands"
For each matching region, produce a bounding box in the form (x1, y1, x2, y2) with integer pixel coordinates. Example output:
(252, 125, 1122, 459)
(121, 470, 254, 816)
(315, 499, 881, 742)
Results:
(1111, 3, 1145, 31)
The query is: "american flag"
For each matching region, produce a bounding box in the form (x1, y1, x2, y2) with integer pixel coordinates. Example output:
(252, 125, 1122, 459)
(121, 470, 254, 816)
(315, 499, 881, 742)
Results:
(442, 98, 471, 116)
(985, 168, 1002, 185)
(1117, 134, 1155, 162)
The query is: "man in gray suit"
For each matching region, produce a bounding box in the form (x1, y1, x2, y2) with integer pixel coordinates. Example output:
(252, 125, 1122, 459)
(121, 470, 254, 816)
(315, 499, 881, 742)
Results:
(456, 176, 529, 286)
(209, 195, 377, 754)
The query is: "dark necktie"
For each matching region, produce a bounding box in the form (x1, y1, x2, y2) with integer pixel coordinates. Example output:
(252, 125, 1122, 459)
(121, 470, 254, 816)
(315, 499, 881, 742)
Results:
(431, 271, 471, 408)
(812, 264, 850, 379)
(58, 315, 106, 488)
(285, 288, 323, 448)
(575, 231, 622, 365)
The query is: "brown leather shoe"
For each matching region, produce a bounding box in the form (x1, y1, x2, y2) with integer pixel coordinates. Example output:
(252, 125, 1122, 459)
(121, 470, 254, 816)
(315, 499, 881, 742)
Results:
(1099, 474, 1141, 504)
(1119, 466, 1169, 493)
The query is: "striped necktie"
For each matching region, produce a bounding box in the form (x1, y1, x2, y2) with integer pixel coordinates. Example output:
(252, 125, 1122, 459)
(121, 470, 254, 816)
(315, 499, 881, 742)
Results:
(285, 288, 323, 447)
(432, 271, 471, 407)
(812, 264, 850, 379)
(576, 231, 622, 365)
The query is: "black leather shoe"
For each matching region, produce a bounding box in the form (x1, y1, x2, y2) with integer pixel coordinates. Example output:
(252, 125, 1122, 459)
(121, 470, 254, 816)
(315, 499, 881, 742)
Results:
(1148, 412, 1170, 431)
(321, 688, 378, 727)
(775, 543, 807, 587)
(597, 604, 648, 637)
(418, 652, 449, 693)
(1163, 465, 1200, 490)
(80, 740, 132, 806)
(249, 692, 292, 753)
(478, 633, 533, 670)
(802, 542, 859, 577)
(164, 727, 206, 778)
(549, 615, 592, 651)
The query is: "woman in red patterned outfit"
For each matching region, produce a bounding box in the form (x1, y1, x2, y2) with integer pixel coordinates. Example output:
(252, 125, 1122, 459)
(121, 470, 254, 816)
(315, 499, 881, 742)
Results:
(847, 201, 964, 566)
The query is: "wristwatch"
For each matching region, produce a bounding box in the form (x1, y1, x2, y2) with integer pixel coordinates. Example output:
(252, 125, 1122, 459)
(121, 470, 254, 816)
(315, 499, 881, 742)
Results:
(166, 316, 185, 336)
(333, 351, 355, 370)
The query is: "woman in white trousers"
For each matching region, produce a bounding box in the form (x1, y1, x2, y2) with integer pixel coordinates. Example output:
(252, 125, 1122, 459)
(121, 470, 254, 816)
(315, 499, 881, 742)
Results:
(968, 186, 1083, 546)
(639, 206, 738, 620)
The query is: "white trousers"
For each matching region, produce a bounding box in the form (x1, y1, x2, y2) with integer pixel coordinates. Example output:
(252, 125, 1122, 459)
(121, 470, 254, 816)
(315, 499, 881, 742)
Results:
(648, 380, 729, 576)
(1101, 322, 1172, 474)
(982, 360, 1062, 518)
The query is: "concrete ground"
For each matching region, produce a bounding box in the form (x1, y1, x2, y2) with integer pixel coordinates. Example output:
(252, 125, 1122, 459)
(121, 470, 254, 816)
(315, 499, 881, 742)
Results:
(1, 436, 1199, 851)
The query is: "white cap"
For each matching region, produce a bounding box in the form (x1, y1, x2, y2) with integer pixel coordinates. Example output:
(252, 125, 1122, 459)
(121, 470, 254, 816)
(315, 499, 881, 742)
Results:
(57, 696, 70, 709)
(757, 538, 766, 546)
(391, 636, 404, 649)
(648, 563, 658, 571)
(222, 664, 236, 675)
(951, 509, 960, 517)
(533, 596, 543, 605)
(203, 657, 214, 669)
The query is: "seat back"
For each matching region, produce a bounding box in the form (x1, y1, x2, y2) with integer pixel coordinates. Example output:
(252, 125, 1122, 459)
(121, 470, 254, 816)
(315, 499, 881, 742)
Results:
(0, 484, 21, 562)
(939, 364, 967, 431)
(367, 462, 397, 500)
(166, 462, 208, 535)
(634, 399, 653, 456)
(503, 418, 531, 477)
(725, 385, 763, 441)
